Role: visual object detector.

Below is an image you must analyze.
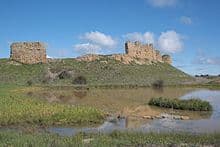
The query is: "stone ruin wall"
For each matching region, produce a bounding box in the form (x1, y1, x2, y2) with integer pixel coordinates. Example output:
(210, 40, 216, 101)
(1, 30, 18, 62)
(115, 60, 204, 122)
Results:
(10, 42, 47, 64)
(112, 42, 172, 64)
(8, 41, 171, 65)
(76, 41, 172, 65)
(125, 41, 163, 62)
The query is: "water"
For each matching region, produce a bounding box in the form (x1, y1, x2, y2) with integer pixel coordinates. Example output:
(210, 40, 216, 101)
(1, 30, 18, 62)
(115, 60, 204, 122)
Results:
(45, 88, 220, 136)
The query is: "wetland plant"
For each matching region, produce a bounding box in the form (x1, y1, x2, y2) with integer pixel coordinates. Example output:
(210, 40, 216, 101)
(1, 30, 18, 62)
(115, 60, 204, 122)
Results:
(149, 97, 212, 111)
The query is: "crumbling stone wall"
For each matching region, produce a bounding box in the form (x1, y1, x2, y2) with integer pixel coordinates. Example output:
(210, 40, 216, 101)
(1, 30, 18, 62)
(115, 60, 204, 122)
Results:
(75, 54, 101, 62)
(125, 41, 162, 61)
(76, 41, 172, 65)
(10, 42, 47, 64)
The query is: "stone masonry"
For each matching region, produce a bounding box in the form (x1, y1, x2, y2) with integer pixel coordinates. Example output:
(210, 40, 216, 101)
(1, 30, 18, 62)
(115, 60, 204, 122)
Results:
(125, 41, 163, 62)
(76, 41, 172, 65)
(10, 42, 47, 64)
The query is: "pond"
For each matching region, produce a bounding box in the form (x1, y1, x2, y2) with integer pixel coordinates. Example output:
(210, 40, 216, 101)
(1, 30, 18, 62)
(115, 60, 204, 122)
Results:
(33, 87, 220, 136)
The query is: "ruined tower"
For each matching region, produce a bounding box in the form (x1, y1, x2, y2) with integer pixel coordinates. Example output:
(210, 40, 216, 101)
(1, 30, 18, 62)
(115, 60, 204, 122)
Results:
(125, 41, 163, 62)
(10, 42, 47, 64)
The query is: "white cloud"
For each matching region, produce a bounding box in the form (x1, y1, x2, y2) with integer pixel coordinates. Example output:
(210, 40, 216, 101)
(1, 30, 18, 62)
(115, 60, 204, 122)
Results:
(193, 49, 220, 65)
(196, 57, 220, 65)
(123, 32, 155, 44)
(147, 0, 178, 7)
(46, 55, 53, 58)
(74, 31, 117, 55)
(81, 31, 117, 48)
(158, 30, 183, 53)
(180, 16, 192, 25)
(73, 43, 101, 54)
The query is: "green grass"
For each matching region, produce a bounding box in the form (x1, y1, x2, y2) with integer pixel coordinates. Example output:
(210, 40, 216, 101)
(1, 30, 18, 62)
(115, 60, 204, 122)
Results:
(0, 58, 193, 86)
(149, 97, 212, 111)
(0, 85, 104, 126)
(0, 131, 219, 146)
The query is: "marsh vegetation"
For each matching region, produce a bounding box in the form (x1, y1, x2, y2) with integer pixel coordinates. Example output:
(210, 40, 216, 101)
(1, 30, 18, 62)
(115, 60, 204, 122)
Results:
(0, 131, 219, 146)
(0, 85, 104, 126)
(149, 97, 212, 111)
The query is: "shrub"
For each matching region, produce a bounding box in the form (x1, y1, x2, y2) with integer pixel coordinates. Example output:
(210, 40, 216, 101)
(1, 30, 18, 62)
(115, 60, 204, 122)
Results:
(152, 80, 164, 89)
(42, 76, 53, 84)
(72, 76, 87, 85)
(149, 97, 212, 111)
(58, 70, 72, 79)
(26, 80, 33, 86)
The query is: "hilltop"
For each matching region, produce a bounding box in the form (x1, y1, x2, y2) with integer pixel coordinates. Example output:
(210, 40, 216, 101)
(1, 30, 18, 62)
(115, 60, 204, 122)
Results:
(0, 41, 194, 87)
(0, 58, 193, 86)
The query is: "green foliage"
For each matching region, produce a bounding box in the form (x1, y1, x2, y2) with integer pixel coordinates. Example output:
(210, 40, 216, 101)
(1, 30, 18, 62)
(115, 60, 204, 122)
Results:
(0, 86, 104, 126)
(26, 80, 33, 86)
(72, 75, 87, 85)
(0, 131, 220, 146)
(0, 58, 193, 86)
(149, 97, 212, 111)
(58, 70, 72, 79)
(152, 80, 164, 89)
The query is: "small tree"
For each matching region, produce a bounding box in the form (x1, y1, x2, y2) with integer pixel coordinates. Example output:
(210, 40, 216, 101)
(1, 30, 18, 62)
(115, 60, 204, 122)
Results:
(72, 76, 87, 85)
(152, 80, 164, 89)
(27, 80, 33, 86)
(58, 70, 72, 79)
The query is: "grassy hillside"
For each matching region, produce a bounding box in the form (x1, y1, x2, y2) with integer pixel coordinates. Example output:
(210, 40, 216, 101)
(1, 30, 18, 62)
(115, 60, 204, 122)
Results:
(0, 58, 193, 86)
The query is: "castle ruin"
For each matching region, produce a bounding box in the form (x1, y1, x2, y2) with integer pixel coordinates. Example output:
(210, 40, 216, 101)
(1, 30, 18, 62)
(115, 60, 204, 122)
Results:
(10, 42, 47, 64)
(9, 41, 172, 65)
(76, 41, 172, 65)
(125, 41, 163, 62)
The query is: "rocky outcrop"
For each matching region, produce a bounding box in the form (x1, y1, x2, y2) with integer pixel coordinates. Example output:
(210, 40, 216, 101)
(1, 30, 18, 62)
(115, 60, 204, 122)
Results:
(10, 42, 47, 64)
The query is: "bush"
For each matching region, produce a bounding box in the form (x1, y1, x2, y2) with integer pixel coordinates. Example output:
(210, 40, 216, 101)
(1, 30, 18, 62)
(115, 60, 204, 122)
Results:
(58, 70, 72, 79)
(152, 80, 164, 89)
(26, 80, 33, 86)
(149, 97, 212, 111)
(72, 76, 87, 85)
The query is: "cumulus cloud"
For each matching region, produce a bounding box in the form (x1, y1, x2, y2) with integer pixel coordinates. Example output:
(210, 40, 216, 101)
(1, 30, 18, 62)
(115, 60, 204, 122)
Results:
(123, 32, 155, 44)
(73, 43, 101, 54)
(81, 31, 117, 48)
(193, 49, 220, 65)
(158, 30, 183, 53)
(46, 55, 53, 59)
(180, 16, 192, 25)
(147, 0, 178, 7)
(74, 31, 117, 55)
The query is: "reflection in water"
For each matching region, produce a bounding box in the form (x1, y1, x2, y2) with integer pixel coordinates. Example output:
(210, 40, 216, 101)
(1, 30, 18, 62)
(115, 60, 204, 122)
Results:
(181, 89, 220, 119)
(35, 87, 196, 113)
(46, 88, 220, 135)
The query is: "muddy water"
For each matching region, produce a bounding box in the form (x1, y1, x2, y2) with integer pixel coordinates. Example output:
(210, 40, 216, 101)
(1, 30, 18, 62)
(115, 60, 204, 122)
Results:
(37, 87, 220, 135)
(35, 87, 199, 114)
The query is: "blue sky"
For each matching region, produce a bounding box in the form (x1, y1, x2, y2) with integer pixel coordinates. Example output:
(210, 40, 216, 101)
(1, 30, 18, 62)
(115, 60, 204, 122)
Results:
(0, 0, 220, 75)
